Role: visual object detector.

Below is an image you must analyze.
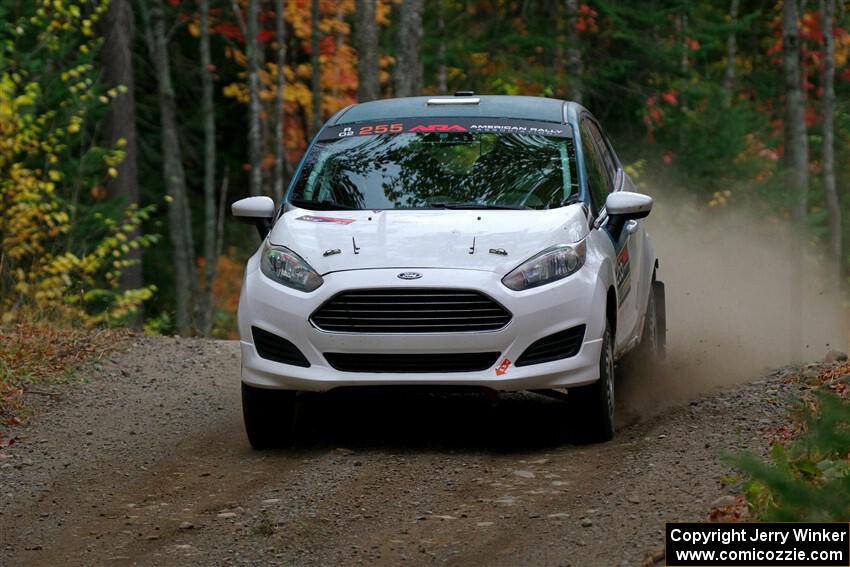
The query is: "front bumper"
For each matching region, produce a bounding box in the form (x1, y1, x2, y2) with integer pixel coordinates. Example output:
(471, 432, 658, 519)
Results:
(238, 265, 607, 392)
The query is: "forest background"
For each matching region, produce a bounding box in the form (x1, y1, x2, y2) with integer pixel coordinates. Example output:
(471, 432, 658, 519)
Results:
(1, 0, 848, 339)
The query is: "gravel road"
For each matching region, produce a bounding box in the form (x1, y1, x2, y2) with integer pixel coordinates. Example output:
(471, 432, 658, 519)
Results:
(0, 337, 799, 566)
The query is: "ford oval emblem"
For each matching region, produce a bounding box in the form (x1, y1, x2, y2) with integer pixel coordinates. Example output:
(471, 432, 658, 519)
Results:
(397, 272, 423, 280)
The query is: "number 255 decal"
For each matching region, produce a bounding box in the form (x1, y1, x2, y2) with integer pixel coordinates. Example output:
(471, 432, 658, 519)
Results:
(359, 123, 403, 135)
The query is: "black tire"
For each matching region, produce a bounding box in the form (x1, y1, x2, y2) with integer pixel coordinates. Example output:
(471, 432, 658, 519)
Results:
(242, 383, 297, 449)
(569, 320, 616, 443)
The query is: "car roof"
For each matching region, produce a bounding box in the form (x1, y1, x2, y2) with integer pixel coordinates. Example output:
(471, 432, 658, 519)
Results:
(332, 95, 580, 126)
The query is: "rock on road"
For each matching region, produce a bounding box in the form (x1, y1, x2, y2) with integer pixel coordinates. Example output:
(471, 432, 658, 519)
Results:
(0, 337, 794, 566)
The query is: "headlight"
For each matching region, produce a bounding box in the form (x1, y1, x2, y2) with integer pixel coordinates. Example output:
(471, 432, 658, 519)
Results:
(502, 241, 586, 291)
(260, 241, 323, 292)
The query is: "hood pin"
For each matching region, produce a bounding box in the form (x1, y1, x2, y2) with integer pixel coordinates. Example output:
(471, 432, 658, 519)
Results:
(323, 249, 341, 257)
(489, 248, 508, 256)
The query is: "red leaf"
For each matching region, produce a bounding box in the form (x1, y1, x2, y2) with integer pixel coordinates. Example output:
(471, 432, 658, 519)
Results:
(213, 23, 243, 42)
(258, 29, 275, 44)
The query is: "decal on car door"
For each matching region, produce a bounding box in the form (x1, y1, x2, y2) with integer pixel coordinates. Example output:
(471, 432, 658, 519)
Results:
(615, 244, 632, 306)
(296, 215, 356, 225)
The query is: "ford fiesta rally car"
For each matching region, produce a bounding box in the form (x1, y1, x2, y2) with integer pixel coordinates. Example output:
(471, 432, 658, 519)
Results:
(232, 93, 666, 447)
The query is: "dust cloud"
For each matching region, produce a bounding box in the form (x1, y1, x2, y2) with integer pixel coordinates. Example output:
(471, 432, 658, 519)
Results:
(618, 183, 848, 418)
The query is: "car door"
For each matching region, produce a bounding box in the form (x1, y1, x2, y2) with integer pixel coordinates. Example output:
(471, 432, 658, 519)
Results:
(580, 116, 641, 351)
(595, 121, 652, 347)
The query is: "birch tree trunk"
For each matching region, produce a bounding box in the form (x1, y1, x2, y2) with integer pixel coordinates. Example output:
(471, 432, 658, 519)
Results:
(311, 0, 322, 135)
(783, 0, 809, 221)
(394, 0, 424, 97)
(565, 0, 583, 103)
(200, 0, 218, 336)
(101, 0, 142, 307)
(273, 0, 287, 203)
(247, 0, 263, 196)
(821, 0, 842, 283)
(140, 0, 198, 335)
(354, 0, 380, 101)
(722, 0, 739, 106)
(783, 0, 809, 362)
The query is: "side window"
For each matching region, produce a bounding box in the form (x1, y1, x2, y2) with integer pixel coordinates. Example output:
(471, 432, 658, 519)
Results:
(585, 120, 617, 190)
(580, 120, 609, 216)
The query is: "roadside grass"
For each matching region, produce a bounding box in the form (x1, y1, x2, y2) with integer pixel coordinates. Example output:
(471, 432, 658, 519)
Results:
(0, 323, 126, 444)
(717, 363, 850, 521)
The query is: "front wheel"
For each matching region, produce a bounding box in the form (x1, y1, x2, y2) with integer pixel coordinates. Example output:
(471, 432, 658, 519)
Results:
(569, 320, 616, 443)
(242, 383, 297, 449)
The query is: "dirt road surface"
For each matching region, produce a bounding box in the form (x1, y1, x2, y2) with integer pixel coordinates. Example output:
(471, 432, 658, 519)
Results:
(0, 337, 798, 566)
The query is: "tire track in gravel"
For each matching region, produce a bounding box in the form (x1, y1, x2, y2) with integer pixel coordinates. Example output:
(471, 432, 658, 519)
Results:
(0, 337, 798, 567)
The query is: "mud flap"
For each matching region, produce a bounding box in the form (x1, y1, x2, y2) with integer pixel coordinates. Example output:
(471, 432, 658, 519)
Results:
(653, 280, 667, 359)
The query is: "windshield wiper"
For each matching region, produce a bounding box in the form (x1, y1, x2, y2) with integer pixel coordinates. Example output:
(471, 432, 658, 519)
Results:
(561, 193, 583, 206)
(289, 198, 358, 211)
(428, 202, 531, 210)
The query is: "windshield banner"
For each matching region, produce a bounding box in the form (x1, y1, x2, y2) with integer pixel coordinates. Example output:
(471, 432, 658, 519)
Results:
(320, 118, 572, 140)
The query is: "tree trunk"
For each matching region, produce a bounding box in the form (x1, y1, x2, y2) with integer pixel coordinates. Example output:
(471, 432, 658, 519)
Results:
(675, 14, 689, 74)
(140, 0, 198, 335)
(783, 0, 810, 362)
(722, 0, 739, 106)
(247, 0, 263, 196)
(821, 0, 842, 283)
(437, 0, 447, 94)
(783, 0, 809, 221)
(394, 0, 424, 97)
(199, 0, 218, 336)
(101, 0, 143, 311)
(273, 0, 287, 202)
(565, 0, 582, 103)
(354, 0, 380, 101)
(331, 4, 344, 103)
(311, 0, 322, 135)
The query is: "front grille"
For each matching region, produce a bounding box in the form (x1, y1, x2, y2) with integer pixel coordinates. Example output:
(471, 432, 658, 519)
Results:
(515, 325, 586, 367)
(252, 326, 311, 367)
(323, 352, 501, 373)
(310, 289, 512, 333)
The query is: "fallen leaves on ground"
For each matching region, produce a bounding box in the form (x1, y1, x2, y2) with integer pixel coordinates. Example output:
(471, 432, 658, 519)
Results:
(0, 323, 129, 442)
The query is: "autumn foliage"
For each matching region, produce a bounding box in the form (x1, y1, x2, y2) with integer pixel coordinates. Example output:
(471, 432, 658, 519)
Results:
(0, 0, 849, 337)
(0, 0, 156, 326)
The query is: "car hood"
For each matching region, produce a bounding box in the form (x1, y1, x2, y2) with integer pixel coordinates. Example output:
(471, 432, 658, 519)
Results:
(268, 205, 589, 275)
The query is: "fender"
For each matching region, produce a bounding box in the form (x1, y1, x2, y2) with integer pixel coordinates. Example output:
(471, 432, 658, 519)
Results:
(583, 228, 618, 346)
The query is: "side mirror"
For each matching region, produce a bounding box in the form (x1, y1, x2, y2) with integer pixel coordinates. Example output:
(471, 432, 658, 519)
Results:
(232, 196, 276, 239)
(605, 191, 653, 238)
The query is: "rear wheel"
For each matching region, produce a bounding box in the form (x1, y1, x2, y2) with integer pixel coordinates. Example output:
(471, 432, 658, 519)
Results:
(569, 320, 616, 443)
(242, 383, 297, 449)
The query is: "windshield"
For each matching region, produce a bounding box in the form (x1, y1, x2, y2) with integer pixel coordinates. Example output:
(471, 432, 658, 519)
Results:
(289, 121, 579, 211)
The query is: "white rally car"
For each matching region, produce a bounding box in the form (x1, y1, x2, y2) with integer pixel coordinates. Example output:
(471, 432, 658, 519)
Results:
(233, 94, 665, 447)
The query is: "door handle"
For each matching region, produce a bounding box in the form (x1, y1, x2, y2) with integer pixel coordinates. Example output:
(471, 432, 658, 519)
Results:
(625, 220, 639, 235)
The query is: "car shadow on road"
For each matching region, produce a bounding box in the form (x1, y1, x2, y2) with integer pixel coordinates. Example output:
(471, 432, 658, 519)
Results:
(285, 388, 595, 453)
